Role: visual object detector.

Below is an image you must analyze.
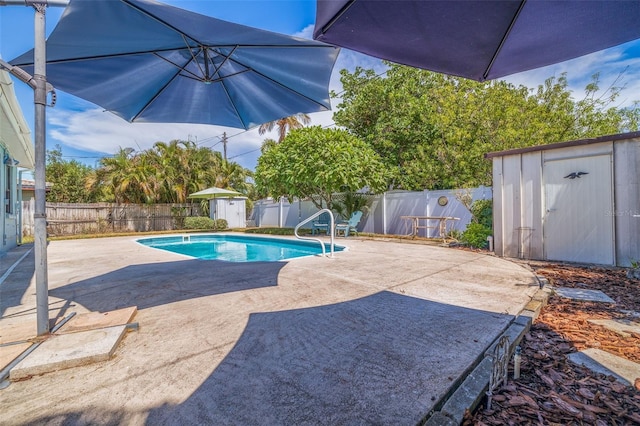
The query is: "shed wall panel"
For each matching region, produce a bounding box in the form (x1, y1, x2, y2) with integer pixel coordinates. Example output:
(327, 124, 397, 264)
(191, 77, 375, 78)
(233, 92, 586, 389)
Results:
(502, 156, 522, 258)
(614, 139, 640, 266)
(543, 141, 612, 161)
(492, 158, 504, 256)
(521, 152, 543, 259)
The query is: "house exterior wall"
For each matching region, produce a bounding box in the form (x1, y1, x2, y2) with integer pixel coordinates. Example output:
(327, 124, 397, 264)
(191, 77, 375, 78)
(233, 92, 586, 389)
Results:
(1, 145, 19, 254)
(1, 69, 34, 255)
(491, 135, 640, 266)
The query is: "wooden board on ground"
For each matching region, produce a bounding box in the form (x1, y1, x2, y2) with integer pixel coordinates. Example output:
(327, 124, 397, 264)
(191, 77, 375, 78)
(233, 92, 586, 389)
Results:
(56, 306, 137, 334)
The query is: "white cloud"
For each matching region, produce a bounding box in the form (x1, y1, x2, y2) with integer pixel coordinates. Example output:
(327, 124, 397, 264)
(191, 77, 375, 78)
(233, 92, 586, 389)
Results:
(503, 43, 640, 108)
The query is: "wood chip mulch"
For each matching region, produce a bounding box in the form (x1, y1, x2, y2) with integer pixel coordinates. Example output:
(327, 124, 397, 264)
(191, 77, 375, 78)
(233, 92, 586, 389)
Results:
(462, 263, 640, 425)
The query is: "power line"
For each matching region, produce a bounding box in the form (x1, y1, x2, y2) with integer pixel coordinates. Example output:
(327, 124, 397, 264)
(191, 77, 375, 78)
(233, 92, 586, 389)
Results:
(228, 147, 261, 160)
(61, 155, 112, 159)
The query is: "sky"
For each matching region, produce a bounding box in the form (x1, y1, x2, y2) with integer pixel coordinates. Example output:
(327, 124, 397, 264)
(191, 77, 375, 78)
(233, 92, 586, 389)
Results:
(2, 0, 640, 174)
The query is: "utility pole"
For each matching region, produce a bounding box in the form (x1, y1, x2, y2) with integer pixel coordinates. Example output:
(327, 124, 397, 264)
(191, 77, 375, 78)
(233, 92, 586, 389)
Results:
(222, 132, 228, 162)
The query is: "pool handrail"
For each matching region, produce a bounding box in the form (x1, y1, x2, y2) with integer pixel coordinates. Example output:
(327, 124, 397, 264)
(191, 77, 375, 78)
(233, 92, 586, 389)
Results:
(294, 209, 335, 258)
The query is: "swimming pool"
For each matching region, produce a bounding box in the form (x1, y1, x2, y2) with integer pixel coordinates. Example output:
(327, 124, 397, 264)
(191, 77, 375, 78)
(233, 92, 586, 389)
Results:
(136, 234, 344, 262)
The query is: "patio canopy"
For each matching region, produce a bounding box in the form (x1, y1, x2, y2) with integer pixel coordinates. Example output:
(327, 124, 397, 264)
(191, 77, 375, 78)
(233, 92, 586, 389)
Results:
(314, 0, 640, 81)
(188, 187, 243, 200)
(11, 0, 340, 129)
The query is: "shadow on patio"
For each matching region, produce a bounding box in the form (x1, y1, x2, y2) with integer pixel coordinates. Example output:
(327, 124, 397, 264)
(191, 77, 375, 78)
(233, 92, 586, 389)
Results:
(50, 259, 284, 312)
(142, 291, 514, 425)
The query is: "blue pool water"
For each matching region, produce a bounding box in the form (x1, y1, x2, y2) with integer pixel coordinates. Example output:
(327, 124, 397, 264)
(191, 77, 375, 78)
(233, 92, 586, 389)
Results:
(137, 234, 343, 262)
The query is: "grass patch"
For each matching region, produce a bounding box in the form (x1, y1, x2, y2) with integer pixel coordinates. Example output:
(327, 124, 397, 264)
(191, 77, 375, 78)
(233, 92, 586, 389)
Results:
(242, 227, 313, 236)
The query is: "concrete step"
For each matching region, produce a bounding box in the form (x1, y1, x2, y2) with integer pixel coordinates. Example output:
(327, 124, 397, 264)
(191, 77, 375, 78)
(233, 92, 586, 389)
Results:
(10, 325, 128, 381)
(588, 318, 640, 338)
(5, 306, 137, 382)
(568, 348, 640, 387)
(555, 287, 616, 303)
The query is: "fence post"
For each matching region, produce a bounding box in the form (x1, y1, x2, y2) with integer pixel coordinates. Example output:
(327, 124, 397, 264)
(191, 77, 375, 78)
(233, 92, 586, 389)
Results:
(382, 192, 387, 235)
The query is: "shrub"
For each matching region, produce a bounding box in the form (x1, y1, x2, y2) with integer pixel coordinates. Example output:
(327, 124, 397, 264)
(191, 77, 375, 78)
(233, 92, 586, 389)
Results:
(184, 216, 222, 230)
(470, 199, 493, 229)
(461, 223, 492, 248)
(447, 229, 463, 241)
(214, 219, 228, 230)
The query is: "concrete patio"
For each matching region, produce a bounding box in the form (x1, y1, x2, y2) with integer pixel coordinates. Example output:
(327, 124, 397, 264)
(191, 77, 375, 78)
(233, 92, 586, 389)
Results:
(0, 234, 540, 425)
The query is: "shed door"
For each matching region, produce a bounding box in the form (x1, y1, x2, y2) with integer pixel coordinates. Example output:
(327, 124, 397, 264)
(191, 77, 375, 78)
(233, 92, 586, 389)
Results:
(543, 154, 614, 265)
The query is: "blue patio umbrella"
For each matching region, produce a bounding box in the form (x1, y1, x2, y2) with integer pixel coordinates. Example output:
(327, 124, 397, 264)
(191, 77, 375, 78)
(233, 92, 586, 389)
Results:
(314, 0, 640, 82)
(11, 0, 339, 129)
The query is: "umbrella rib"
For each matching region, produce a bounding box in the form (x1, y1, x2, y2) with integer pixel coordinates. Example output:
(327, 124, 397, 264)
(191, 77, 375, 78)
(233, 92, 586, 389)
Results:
(217, 79, 249, 129)
(121, 0, 204, 47)
(180, 69, 251, 83)
(222, 54, 333, 110)
(153, 50, 203, 81)
(210, 45, 239, 80)
(318, 0, 356, 35)
(181, 34, 208, 80)
(13, 47, 192, 67)
(131, 55, 194, 122)
(482, 0, 528, 81)
(152, 50, 251, 83)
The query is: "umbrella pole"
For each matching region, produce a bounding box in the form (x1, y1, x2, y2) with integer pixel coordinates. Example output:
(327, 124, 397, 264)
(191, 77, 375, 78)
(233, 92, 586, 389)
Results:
(33, 2, 49, 335)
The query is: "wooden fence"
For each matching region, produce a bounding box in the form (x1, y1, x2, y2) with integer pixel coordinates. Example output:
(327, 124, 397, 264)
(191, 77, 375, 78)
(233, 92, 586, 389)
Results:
(21, 201, 204, 237)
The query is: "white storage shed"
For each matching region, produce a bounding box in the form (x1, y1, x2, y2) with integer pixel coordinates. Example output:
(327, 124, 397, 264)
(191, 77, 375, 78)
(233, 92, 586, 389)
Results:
(210, 197, 247, 229)
(487, 132, 640, 266)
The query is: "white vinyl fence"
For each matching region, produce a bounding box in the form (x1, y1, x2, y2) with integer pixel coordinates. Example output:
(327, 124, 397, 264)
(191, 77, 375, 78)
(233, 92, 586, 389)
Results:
(251, 187, 492, 237)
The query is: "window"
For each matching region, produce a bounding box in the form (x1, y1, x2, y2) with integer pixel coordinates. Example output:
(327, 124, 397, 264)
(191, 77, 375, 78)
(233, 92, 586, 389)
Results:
(5, 165, 13, 215)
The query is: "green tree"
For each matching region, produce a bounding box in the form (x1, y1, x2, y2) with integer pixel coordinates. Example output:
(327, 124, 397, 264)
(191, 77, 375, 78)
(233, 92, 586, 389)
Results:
(334, 63, 640, 190)
(46, 145, 97, 203)
(255, 126, 388, 210)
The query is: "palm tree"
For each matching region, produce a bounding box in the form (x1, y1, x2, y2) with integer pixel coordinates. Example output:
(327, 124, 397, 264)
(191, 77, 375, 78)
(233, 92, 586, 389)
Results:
(258, 113, 311, 142)
(93, 140, 253, 205)
(260, 138, 278, 153)
(96, 147, 144, 203)
(216, 160, 251, 193)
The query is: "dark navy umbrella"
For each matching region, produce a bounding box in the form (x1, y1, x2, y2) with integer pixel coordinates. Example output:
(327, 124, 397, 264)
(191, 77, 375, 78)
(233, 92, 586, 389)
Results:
(11, 0, 339, 129)
(314, 0, 640, 82)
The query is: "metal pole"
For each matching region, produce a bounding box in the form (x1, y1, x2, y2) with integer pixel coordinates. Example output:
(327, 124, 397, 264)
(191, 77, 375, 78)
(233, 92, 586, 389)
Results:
(0, 0, 69, 336)
(17, 170, 23, 245)
(33, 2, 49, 335)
